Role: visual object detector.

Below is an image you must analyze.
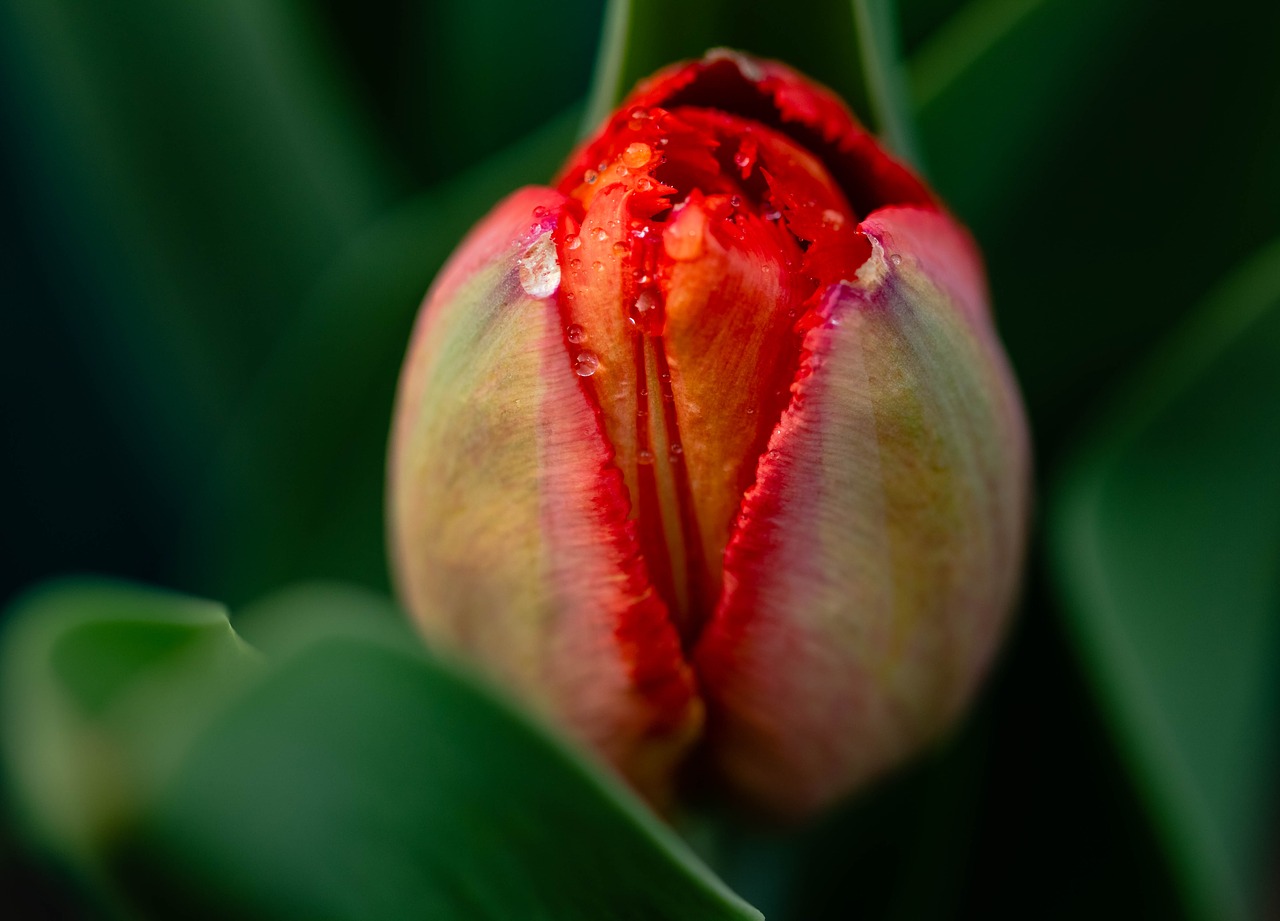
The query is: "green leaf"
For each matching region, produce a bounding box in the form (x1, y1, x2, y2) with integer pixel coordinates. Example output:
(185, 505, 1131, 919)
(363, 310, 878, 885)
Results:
(0, 581, 257, 863)
(2, 581, 760, 920)
(0, 0, 397, 490)
(909, 0, 1148, 227)
(1050, 239, 1280, 920)
(185, 108, 580, 603)
(850, 0, 922, 168)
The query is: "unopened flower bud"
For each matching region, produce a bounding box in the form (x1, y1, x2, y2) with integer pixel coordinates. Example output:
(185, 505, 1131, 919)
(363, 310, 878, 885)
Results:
(389, 50, 1030, 818)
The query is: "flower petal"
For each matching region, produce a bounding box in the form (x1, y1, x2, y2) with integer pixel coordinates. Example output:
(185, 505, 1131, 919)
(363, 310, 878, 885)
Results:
(694, 206, 1031, 817)
(388, 188, 703, 804)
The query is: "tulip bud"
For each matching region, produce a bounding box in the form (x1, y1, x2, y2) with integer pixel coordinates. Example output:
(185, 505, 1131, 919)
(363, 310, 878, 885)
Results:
(388, 50, 1030, 817)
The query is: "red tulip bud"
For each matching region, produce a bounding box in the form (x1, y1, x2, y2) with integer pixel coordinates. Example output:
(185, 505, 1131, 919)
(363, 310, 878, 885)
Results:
(388, 51, 1030, 817)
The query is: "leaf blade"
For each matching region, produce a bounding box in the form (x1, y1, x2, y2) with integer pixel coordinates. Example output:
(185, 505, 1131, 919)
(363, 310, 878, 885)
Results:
(1050, 239, 1280, 920)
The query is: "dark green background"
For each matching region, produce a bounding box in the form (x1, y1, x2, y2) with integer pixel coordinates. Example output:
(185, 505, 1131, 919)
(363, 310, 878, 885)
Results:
(3, 0, 1278, 917)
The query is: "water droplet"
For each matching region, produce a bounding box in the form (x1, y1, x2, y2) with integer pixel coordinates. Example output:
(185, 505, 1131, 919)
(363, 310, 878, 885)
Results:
(532, 205, 548, 218)
(592, 261, 605, 273)
(660, 372, 671, 382)
(566, 324, 586, 344)
(729, 195, 742, 209)
(669, 443, 683, 455)
(517, 232, 560, 298)
(764, 209, 782, 221)
(622, 142, 652, 169)
(822, 209, 845, 229)
(612, 241, 629, 256)
(745, 407, 756, 415)
(584, 169, 599, 184)
(638, 449, 654, 464)
(889, 253, 902, 267)
(734, 151, 752, 170)
(636, 177, 654, 192)
(565, 233, 581, 251)
(570, 258, 582, 270)
(574, 350, 599, 377)
(593, 228, 609, 242)
(614, 164, 628, 177)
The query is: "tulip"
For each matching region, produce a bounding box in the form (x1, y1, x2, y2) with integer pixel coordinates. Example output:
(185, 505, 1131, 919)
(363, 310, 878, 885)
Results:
(388, 50, 1030, 818)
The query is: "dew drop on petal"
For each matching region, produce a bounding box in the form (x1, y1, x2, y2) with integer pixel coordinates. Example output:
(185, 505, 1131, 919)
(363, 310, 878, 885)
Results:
(517, 231, 560, 298)
(566, 324, 586, 344)
(532, 205, 548, 219)
(584, 169, 599, 184)
(565, 233, 581, 251)
(623, 142, 652, 169)
(593, 227, 609, 243)
(638, 449, 654, 465)
(889, 253, 903, 267)
(574, 350, 600, 377)
(612, 241, 629, 256)
(592, 260, 605, 273)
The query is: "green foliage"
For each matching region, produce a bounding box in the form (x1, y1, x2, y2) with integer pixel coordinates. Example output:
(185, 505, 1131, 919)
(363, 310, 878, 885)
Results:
(1, 583, 759, 921)
(1051, 240, 1280, 919)
(3, 0, 1279, 916)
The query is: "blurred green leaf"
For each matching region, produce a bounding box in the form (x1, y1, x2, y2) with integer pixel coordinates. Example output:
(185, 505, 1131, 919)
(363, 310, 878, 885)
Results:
(186, 108, 581, 603)
(1050, 239, 1280, 919)
(0, 581, 256, 864)
(909, 0, 1148, 228)
(0, 0, 397, 489)
(851, 0, 922, 167)
(2, 581, 761, 920)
